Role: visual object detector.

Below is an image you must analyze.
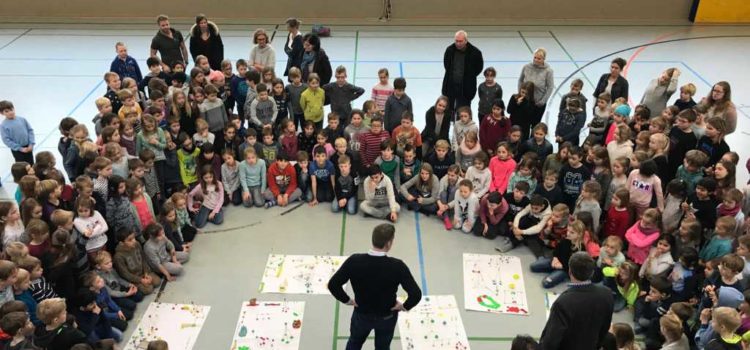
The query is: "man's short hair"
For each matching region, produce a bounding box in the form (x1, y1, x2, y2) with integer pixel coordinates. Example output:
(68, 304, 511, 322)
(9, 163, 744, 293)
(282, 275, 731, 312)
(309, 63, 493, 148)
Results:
(372, 224, 395, 249)
(568, 252, 595, 281)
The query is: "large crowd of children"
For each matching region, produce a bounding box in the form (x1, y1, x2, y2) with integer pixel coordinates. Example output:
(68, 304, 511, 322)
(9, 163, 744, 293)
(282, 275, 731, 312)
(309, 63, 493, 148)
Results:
(0, 21, 746, 350)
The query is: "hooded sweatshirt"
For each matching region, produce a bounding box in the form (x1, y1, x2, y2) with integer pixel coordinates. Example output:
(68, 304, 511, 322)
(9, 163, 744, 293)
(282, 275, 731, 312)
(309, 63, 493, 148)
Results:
(249, 97, 278, 127)
(267, 162, 298, 196)
(249, 44, 276, 69)
(33, 323, 87, 350)
(513, 199, 552, 236)
(519, 62, 554, 106)
(555, 108, 586, 145)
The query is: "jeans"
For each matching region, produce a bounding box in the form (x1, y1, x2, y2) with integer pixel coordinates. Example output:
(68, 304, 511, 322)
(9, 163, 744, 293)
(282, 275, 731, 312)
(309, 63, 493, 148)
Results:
(194, 206, 224, 228)
(112, 291, 144, 320)
(242, 186, 264, 207)
(401, 188, 438, 216)
(346, 310, 398, 350)
(530, 257, 568, 288)
(332, 197, 358, 214)
(225, 189, 242, 206)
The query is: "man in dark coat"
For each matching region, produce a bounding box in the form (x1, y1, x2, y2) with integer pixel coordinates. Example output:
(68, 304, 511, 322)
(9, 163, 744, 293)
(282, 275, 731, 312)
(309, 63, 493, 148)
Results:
(441, 30, 484, 117)
(540, 252, 614, 350)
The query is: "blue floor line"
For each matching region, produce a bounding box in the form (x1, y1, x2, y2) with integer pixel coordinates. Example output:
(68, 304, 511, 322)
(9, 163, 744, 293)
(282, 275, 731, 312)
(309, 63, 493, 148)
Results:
(1, 79, 104, 183)
(399, 61, 404, 77)
(413, 212, 428, 294)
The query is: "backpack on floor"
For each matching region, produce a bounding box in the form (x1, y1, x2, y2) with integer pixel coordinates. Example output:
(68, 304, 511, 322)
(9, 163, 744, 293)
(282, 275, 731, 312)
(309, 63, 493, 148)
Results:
(312, 25, 331, 37)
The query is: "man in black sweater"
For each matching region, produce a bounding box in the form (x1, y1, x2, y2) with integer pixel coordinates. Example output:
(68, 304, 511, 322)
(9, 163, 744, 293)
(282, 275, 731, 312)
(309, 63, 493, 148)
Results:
(540, 252, 614, 350)
(328, 223, 422, 350)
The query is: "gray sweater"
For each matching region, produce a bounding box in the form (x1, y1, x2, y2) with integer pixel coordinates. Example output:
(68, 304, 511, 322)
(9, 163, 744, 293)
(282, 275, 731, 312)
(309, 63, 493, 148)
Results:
(221, 162, 241, 193)
(363, 176, 398, 210)
(96, 269, 132, 298)
(574, 199, 602, 234)
(199, 98, 228, 132)
(399, 174, 440, 205)
(384, 94, 413, 132)
(249, 44, 276, 69)
(640, 77, 678, 118)
(518, 62, 554, 106)
(285, 83, 307, 115)
(249, 98, 278, 127)
(144, 238, 175, 272)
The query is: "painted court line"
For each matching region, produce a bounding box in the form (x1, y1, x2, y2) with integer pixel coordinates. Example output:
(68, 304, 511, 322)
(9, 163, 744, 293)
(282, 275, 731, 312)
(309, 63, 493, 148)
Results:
(0, 28, 31, 52)
(331, 212, 347, 350)
(548, 30, 594, 88)
(413, 212, 428, 294)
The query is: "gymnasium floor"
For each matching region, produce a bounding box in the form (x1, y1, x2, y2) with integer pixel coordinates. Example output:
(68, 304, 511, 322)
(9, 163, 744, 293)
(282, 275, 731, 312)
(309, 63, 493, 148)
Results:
(0, 23, 749, 349)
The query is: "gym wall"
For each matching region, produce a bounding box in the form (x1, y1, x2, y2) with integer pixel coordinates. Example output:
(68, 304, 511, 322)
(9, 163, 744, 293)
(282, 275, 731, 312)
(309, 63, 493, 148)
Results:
(0, 0, 694, 25)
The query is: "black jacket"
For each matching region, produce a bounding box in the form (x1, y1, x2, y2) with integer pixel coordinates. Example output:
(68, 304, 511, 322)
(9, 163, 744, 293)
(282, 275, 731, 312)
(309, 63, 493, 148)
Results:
(284, 33, 304, 77)
(33, 323, 88, 350)
(421, 106, 452, 145)
(441, 42, 484, 101)
(592, 74, 629, 102)
(302, 49, 333, 85)
(189, 21, 224, 71)
(541, 283, 614, 350)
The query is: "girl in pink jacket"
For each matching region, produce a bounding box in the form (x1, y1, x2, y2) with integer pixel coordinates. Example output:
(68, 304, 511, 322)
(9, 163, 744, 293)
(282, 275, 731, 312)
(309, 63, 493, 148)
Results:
(488, 142, 517, 194)
(624, 208, 661, 264)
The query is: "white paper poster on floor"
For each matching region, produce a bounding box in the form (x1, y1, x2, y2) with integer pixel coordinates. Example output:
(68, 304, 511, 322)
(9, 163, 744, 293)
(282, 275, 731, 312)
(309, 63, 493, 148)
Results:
(230, 300, 305, 350)
(123, 302, 210, 350)
(259, 254, 348, 294)
(546, 292, 560, 319)
(397, 295, 470, 350)
(463, 253, 529, 315)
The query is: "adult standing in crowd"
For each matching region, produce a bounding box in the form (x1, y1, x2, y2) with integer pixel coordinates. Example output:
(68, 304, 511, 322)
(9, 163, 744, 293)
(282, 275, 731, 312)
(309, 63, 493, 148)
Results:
(189, 14, 224, 71)
(283, 18, 304, 80)
(441, 30, 484, 117)
(249, 28, 276, 72)
(518, 48, 554, 135)
(540, 252, 613, 350)
(592, 57, 629, 102)
(110, 42, 142, 84)
(328, 223, 422, 350)
(150, 14, 188, 73)
(640, 67, 680, 118)
(701, 81, 737, 134)
(301, 33, 332, 85)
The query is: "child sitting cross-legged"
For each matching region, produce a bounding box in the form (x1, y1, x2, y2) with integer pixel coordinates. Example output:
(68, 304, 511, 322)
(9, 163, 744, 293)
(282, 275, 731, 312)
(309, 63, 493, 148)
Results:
(143, 223, 189, 282)
(530, 219, 588, 288)
(506, 194, 552, 258)
(92, 251, 143, 315)
(80, 271, 129, 334)
(633, 276, 674, 335)
(71, 288, 119, 344)
(602, 261, 639, 312)
(398, 163, 439, 216)
(471, 191, 508, 240)
(113, 228, 161, 295)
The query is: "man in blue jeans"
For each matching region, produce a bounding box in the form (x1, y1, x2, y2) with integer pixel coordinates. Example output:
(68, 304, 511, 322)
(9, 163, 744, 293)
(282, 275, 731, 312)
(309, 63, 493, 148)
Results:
(328, 223, 422, 350)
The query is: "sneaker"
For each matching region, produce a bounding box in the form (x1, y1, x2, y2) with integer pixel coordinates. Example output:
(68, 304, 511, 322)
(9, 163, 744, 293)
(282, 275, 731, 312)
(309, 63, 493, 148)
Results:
(264, 200, 276, 209)
(443, 216, 452, 230)
(494, 237, 514, 253)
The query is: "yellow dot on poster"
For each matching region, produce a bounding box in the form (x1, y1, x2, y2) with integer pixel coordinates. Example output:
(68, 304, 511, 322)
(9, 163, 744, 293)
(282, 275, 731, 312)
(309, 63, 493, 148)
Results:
(513, 274, 519, 280)
(509, 283, 516, 289)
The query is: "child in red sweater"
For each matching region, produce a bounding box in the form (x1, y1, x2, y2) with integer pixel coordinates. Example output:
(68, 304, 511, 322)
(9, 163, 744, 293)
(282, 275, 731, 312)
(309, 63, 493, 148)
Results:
(479, 99, 510, 156)
(488, 142, 517, 194)
(605, 188, 632, 240)
(263, 153, 301, 207)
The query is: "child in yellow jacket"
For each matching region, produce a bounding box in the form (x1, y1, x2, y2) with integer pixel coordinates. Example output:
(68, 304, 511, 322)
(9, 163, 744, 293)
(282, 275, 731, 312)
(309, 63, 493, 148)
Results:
(300, 73, 325, 130)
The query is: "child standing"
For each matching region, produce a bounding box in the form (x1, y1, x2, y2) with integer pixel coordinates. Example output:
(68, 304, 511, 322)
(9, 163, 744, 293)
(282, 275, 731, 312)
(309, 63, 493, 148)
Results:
(452, 107, 478, 152)
(371, 68, 393, 113)
(271, 79, 289, 122)
(324, 66, 365, 125)
(279, 119, 299, 159)
(700, 216, 736, 262)
(300, 73, 325, 130)
(574, 181, 602, 234)
(126, 177, 155, 236)
(627, 159, 664, 216)
(479, 99, 511, 155)
(0, 202, 24, 247)
(604, 188, 632, 240)
(625, 208, 662, 265)
(358, 117, 390, 169)
(518, 123, 553, 161)
(0, 101, 35, 164)
(554, 98, 586, 146)
(606, 125, 633, 167)
(673, 83, 697, 111)
(639, 235, 675, 281)
(285, 67, 307, 130)
(558, 146, 592, 210)
(587, 93, 611, 146)
(344, 110, 369, 157)
(508, 82, 535, 141)
(534, 170, 563, 206)
(697, 116, 730, 170)
(424, 140, 454, 180)
(200, 84, 229, 134)
(488, 142, 517, 195)
(249, 84, 278, 131)
(383, 78, 412, 133)
(605, 104, 631, 145)
(677, 150, 707, 195)
(667, 109, 698, 177)
(477, 67, 503, 122)
(136, 114, 167, 194)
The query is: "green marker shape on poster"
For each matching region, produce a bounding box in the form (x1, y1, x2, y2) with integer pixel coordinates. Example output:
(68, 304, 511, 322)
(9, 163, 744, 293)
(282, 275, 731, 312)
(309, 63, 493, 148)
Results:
(477, 295, 501, 309)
